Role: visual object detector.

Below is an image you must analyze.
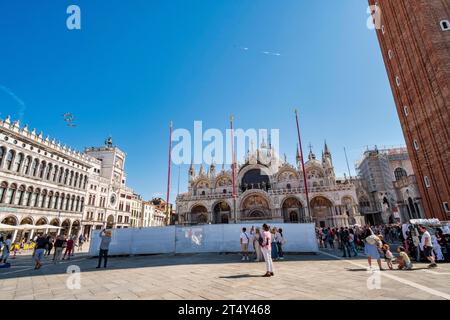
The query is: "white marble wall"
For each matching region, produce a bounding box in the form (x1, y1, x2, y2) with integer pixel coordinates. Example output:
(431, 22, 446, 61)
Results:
(89, 223, 318, 256)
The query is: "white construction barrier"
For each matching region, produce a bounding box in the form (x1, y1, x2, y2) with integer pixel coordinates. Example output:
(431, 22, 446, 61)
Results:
(89, 223, 318, 256)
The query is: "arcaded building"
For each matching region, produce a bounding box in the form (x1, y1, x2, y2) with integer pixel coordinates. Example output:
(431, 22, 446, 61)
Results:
(368, 0, 450, 220)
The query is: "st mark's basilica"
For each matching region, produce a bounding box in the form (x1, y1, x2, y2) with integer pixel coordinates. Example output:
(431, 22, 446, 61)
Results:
(176, 140, 364, 228)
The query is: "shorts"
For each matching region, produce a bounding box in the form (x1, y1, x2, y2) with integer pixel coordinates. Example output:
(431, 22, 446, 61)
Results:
(241, 243, 249, 252)
(424, 246, 433, 258)
(34, 249, 45, 262)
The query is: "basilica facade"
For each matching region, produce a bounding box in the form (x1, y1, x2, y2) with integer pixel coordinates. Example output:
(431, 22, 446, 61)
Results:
(176, 141, 364, 228)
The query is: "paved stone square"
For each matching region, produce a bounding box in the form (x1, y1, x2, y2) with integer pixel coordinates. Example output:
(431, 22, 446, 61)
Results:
(1, 249, 449, 300)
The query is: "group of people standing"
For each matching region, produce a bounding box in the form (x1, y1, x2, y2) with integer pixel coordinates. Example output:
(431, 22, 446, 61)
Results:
(32, 234, 86, 269)
(240, 225, 286, 277)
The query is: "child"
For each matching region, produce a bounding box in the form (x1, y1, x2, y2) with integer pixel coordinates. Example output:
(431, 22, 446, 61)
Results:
(382, 244, 394, 270)
(397, 246, 413, 270)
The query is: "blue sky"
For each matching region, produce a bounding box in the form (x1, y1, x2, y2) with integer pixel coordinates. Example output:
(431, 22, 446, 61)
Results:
(0, 0, 405, 201)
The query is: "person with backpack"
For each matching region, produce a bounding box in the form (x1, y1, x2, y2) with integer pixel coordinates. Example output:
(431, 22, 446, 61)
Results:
(275, 228, 285, 260)
(341, 227, 352, 258)
(240, 227, 250, 261)
(261, 224, 274, 277)
(252, 228, 263, 262)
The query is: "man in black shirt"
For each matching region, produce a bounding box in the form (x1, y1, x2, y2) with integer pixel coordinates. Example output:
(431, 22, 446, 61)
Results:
(34, 235, 49, 270)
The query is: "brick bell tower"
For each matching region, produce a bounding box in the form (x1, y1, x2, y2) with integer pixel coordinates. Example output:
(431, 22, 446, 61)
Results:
(367, 0, 449, 220)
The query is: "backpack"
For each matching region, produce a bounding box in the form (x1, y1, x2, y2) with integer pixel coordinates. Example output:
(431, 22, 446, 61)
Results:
(258, 234, 265, 247)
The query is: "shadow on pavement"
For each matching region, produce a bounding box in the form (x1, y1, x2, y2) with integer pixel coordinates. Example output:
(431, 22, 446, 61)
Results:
(0, 250, 375, 281)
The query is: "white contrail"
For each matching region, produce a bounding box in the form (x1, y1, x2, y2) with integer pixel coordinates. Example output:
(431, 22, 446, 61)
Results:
(0, 85, 26, 121)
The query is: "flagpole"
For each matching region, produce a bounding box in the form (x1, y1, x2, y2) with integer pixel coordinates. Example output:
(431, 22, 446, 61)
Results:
(230, 115, 237, 224)
(295, 110, 311, 222)
(166, 121, 173, 226)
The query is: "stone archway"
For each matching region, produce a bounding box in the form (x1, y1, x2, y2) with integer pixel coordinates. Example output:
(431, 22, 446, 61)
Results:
(212, 201, 231, 224)
(240, 193, 270, 220)
(61, 219, 71, 236)
(310, 196, 333, 228)
(190, 204, 209, 225)
(1, 215, 18, 226)
(282, 197, 304, 223)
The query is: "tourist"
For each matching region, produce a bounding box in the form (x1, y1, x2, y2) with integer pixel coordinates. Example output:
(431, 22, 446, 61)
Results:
(252, 228, 263, 262)
(78, 234, 85, 252)
(271, 227, 279, 260)
(261, 224, 274, 277)
(275, 228, 285, 260)
(53, 235, 64, 263)
(1, 234, 12, 264)
(63, 236, 74, 260)
(45, 236, 54, 256)
(431, 233, 444, 262)
(341, 227, 352, 258)
(321, 228, 328, 248)
(348, 228, 358, 257)
(34, 235, 49, 270)
(97, 229, 112, 269)
(239, 227, 250, 261)
(397, 246, 413, 270)
(327, 228, 335, 249)
(364, 228, 383, 271)
(419, 225, 437, 268)
(382, 244, 394, 270)
(411, 228, 421, 262)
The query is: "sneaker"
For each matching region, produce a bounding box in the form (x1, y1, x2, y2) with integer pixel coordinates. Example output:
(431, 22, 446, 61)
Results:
(429, 263, 438, 268)
(279, 257, 285, 260)
(241, 257, 246, 261)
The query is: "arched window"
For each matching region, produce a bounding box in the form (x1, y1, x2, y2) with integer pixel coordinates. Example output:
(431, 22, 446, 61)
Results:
(60, 193, 65, 210)
(54, 192, 60, 209)
(12, 153, 24, 172)
(22, 156, 32, 175)
(83, 176, 88, 189)
(286, 183, 292, 190)
(46, 163, 53, 180)
(441, 20, 450, 31)
(31, 159, 40, 176)
(40, 189, 47, 208)
(39, 161, 46, 179)
(65, 195, 71, 211)
(75, 196, 80, 212)
(0, 182, 8, 203)
(58, 167, 64, 183)
(74, 172, 79, 188)
(24, 187, 33, 206)
(64, 169, 69, 185)
(80, 198, 85, 212)
(52, 165, 58, 182)
(47, 191, 53, 209)
(71, 195, 76, 211)
(33, 188, 41, 207)
(5, 183, 17, 204)
(69, 171, 74, 186)
(5, 150, 15, 170)
(394, 167, 407, 181)
(0, 147, 5, 167)
(15, 185, 26, 206)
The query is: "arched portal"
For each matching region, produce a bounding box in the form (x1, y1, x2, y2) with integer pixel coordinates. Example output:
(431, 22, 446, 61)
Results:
(241, 194, 270, 220)
(213, 201, 231, 224)
(282, 197, 304, 223)
(61, 219, 71, 236)
(190, 204, 208, 225)
(310, 196, 333, 228)
(71, 220, 81, 237)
